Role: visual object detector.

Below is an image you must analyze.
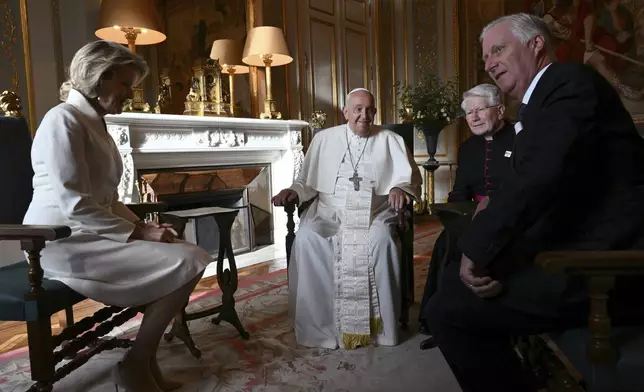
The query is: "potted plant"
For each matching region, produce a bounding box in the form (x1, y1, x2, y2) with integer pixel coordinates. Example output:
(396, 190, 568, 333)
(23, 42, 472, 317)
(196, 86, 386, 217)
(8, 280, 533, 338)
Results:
(395, 73, 462, 168)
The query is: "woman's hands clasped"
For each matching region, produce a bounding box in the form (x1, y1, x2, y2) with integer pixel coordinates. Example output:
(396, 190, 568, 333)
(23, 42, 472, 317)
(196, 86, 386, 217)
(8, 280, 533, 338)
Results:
(130, 221, 178, 243)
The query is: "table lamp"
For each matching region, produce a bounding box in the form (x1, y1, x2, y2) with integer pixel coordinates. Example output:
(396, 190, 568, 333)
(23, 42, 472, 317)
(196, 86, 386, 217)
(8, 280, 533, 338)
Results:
(210, 39, 249, 117)
(242, 26, 293, 119)
(95, 0, 166, 112)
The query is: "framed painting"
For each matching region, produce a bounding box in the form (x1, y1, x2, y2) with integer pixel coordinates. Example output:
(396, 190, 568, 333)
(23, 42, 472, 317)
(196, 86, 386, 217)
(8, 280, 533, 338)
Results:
(157, 0, 251, 116)
(526, 0, 644, 123)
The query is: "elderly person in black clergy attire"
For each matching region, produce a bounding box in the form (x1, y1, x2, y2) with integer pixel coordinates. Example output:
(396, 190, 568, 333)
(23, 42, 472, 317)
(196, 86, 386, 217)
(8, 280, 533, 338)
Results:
(424, 13, 644, 392)
(418, 83, 515, 349)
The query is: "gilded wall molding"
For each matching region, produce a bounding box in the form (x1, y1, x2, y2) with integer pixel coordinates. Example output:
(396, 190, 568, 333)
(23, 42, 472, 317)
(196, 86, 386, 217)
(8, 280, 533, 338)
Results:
(246, 0, 261, 118)
(402, 0, 408, 85)
(19, 0, 34, 131)
(0, 0, 35, 132)
(0, 2, 19, 91)
(50, 0, 63, 89)
(413, 0, 437, 74)
(373, 0, 382, 124)
(281, 0, 290, 117)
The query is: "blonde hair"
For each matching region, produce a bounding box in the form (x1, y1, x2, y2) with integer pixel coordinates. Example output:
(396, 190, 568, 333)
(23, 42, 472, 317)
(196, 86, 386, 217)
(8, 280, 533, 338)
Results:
(59, 40, 149, 102)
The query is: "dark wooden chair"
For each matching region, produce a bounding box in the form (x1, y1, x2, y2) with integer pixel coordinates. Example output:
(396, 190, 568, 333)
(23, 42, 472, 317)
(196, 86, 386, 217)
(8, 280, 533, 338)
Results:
(284, 123, 416, 328)
(0, 92, 167, 392)
(431, 201, 644, 392)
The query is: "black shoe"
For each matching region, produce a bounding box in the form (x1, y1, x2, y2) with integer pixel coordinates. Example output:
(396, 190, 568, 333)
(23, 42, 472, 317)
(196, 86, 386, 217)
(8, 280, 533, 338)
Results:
(420, 336, 437, 350)
(418, 321, 431, 336)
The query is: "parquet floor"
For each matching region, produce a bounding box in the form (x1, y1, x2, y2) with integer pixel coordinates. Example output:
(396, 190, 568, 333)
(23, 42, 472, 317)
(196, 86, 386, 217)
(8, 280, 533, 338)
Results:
(0, 257, 287, 355)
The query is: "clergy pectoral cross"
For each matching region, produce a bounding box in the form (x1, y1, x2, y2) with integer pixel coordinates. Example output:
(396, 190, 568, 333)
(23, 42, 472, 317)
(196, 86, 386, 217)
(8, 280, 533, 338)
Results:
(350, 171, 363, 191)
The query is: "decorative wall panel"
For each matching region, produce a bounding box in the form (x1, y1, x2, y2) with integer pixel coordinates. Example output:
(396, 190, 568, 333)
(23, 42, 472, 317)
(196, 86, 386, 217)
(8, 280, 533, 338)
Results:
(0, 0, 34, 130)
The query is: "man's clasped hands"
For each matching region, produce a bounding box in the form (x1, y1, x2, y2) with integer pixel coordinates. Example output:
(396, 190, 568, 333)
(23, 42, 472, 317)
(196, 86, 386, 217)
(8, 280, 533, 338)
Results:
(460, 196, 503, 299)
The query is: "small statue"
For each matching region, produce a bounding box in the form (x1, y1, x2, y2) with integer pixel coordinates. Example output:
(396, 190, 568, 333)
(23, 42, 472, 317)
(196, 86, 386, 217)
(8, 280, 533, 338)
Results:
(154, 76, 172, 114)
(186, 77, 201, 102)
(310, 110, 327, 129)
(122, 99, 134, 112)
(0, 90, 23, 117)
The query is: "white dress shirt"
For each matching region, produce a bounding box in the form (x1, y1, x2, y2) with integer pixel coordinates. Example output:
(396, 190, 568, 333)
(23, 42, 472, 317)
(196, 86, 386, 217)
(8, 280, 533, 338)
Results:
(515, 62, 552, 134)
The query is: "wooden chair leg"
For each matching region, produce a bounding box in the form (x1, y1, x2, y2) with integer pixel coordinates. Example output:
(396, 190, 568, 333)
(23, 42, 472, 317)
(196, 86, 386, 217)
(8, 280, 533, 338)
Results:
(285, 202, 296, 268)
(57, 306, 74, 329)
(26, 319, 55, 392)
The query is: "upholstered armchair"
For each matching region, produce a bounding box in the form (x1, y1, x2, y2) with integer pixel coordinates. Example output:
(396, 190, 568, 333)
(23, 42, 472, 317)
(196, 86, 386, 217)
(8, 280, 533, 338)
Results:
(431, 202, 644, 392)
(0, 92, 167, 391)
(283, 123, 416, 328)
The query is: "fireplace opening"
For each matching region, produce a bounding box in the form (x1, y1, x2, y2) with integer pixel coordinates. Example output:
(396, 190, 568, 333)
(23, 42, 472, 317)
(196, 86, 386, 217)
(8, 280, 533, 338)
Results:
(137, 164, 273, 257)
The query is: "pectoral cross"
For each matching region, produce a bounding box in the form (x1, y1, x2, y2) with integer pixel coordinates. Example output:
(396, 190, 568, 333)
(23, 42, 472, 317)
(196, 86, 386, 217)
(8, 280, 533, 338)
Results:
(350, 171, 363, 191)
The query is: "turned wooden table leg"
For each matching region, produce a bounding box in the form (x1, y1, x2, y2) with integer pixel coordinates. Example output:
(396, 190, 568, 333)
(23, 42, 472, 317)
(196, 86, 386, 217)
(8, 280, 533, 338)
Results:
(587, 275, 616, 365)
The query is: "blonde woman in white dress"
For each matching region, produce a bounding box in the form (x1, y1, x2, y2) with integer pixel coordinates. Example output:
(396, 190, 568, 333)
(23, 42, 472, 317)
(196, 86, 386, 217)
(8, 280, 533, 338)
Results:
(22, 40, 211, 392)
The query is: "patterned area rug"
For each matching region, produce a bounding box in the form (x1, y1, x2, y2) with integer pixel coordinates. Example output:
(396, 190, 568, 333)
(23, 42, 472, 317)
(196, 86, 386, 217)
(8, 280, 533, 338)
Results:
(0, 221, 455, 392)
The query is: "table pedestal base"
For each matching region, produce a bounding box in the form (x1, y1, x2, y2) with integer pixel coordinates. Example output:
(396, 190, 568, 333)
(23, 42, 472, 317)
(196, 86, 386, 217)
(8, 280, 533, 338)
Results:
(161, 209, 249, 358)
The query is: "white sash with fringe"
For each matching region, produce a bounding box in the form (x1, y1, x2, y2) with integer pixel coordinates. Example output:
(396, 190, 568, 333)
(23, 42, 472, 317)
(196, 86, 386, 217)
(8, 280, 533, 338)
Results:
(330, 132, 381, 348)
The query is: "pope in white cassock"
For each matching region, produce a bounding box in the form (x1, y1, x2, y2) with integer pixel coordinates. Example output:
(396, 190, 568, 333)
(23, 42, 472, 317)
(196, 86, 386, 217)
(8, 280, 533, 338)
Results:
(273, 88, 422, 350)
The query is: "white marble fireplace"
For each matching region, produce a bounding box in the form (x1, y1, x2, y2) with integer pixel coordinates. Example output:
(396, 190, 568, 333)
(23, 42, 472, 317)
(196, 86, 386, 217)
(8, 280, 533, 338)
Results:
(105, 112, 309, 265)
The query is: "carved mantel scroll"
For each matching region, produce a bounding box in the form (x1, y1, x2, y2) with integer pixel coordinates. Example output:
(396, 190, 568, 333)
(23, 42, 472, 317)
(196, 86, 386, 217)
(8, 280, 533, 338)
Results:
(290, 129, 304, 180)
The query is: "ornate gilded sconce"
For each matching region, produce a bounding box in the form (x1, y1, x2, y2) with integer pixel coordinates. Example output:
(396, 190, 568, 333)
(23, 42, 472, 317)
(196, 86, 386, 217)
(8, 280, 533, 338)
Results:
(0, 90, 23, 117)
(309, 110, 327, 129)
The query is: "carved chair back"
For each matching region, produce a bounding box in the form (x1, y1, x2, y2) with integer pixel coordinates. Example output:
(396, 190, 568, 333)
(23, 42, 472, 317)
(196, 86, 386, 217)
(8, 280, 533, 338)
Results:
(0, 115, 33, 225)
(0, 93, 160, 391)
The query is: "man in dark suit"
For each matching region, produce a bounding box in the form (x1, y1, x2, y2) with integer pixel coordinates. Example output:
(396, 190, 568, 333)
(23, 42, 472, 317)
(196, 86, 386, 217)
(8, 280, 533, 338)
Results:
(424, 13, 644, 392)
(418, 84, 515, 347)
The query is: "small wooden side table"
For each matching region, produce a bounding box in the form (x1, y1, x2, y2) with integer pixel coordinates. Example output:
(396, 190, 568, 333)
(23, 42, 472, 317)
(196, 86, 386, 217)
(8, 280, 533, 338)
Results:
(160, 207, 250, 358)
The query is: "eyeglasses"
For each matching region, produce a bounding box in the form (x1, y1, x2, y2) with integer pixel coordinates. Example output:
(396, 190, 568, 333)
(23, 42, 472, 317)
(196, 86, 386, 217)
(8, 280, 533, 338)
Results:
(465, 104, 500, 117)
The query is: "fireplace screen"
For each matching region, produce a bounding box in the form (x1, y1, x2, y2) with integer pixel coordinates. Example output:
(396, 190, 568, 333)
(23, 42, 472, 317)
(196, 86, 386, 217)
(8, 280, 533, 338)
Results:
(137, 165, 273, 256)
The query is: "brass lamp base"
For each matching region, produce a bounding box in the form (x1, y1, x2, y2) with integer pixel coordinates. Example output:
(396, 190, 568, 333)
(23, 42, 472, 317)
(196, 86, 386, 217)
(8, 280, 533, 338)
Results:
(259, 98, 281, 119)
(123, 86, 151, 112)
(260, 110, 282, 119)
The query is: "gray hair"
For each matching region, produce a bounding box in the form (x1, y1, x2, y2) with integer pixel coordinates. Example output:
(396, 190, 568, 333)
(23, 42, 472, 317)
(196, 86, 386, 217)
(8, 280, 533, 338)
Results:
(480, 13, 553, 51)
(461, 84, 502, 110)
(60, 40, 149, 102)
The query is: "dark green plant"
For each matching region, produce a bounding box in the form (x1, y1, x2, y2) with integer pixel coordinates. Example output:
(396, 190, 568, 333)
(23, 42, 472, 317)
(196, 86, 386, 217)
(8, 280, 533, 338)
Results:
(395, 72, 463, 130)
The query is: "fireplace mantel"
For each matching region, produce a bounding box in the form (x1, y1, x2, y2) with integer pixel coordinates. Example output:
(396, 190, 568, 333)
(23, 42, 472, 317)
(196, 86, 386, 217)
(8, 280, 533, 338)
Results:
(105, 113, 308, 256)
(105, 112, 308, 203)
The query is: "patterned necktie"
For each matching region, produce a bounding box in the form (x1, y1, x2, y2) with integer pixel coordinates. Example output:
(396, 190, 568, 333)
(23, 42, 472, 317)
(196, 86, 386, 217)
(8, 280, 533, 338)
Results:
(517, 103, 527, 123)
